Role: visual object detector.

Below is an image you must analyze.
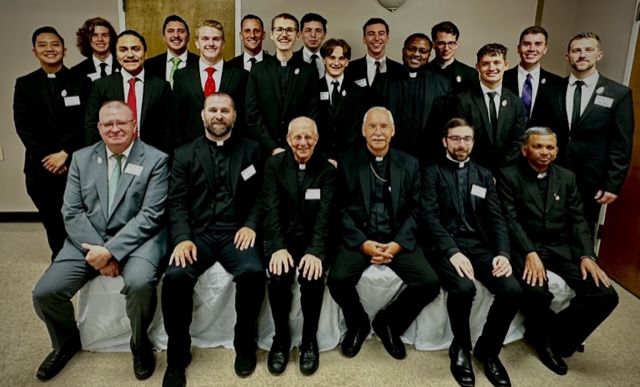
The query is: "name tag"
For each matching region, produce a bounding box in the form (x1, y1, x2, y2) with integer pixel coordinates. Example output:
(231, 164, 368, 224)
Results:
(64, 96, 81, 107)
(355, 78, 367, 87)
(305, 188, 321, 200)
(594, 95, 613, 108)
(241, 164, 256, 181)
(471, 184, 487, 199)
(320, 91, 329, 100)
(124, 163, 143, 176)
(87, 72, 100, 82)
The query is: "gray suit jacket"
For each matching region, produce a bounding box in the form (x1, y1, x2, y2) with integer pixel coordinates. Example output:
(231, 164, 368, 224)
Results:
(58, 139, 169, 264)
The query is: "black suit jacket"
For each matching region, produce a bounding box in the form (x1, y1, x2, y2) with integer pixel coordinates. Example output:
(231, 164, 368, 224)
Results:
(372, 67, 452, 164)
(344, 56, 404, 87)
(85, 71, 173, 155)
(535, 75, 634, 195)
(421, 160, 510, 258)
(497, 161, 595, 263)
(338, 148, 421, 251)
(316, 77, 370, 160)
(70, 57, 121, 82)
(425, 58, 478, 93)
(453, 84, 526, 173)
(245, 55, 320, 153)
(172, 61, 248, 146)
(168, 135, 262, 246)
(14, 67, 88, 175)
(263, 151, 336, 259)
(503, 66, 562, 127)
(144, 51, 199, 81)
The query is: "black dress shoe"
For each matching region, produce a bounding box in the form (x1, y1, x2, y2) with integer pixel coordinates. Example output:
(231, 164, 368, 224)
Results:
(449, 344, 475, 387)
(477, 355, 511, 387)
(340, 323, 370, 358)
(162, 366, 186, 387)
(267, 338, 290, 375)
(299, 339, 319, 376)
(235, 350, 257, 377)
(372, 314, 406, 359)
(537, 342, 568, 375)
(36, 339, 81, 381)
(132, 347, 155, 380)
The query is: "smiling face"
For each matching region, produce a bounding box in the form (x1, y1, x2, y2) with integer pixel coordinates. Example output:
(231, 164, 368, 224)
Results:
(476, 52, 508, 88)
(402, 36, 431, 70)
(116, 34, 146, 76)
(433, 32, 458, 63)
(98, 101, 137, 154)
(270, 17, 298, 52)
(196, 26, 225, 65)
(323, 46, 349, 78)
(443, 125, 474, 161)
(521, 133, 558, 171)
(90, 25, 111, 57)
(301, 21, 325, 52)
(517, 33, 548, 68)
(566, 37, 602, 77)
(239, 18, 265, 54)
(33, 32, 66, 68)
(201, 94, 236, 140)
(362, 108, 395, 154)
(286, 117, 318, 163)
(363, 23, 389, 59)
(163, 21, 189, 55)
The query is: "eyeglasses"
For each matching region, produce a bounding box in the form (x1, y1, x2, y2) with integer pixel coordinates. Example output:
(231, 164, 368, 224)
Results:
(99, 120, 133, 130)
(435, 41, 458, 49)
(273, 27, 297, 35)
(447, 136, 474, 144)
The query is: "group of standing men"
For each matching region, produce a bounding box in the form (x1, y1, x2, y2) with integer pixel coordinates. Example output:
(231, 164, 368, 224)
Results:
(14, 9, 632, 387)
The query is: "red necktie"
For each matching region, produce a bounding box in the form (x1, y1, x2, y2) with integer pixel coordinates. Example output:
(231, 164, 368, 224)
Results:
(127, 77, 138, 125)
(204, 67, 216, 96)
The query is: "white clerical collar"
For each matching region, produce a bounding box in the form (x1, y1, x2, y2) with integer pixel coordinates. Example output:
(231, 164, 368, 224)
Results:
(537, 171, 548, 179)
(409, 72, 417, 78)
(446, 152, 470, 168)
(298, 163, 306, 170)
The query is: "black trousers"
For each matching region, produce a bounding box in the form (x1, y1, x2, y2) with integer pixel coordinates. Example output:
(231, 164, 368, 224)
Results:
(328, 243, 440, 335)
(161, 230, 265, 368)
(512, 250, 618, 356)
(267, 240, 325, 344)
(26, 172, 67, 261)
(432, 241, 522, 357)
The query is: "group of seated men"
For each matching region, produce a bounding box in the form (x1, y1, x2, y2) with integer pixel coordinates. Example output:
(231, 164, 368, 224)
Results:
(15, 9, 633, 387)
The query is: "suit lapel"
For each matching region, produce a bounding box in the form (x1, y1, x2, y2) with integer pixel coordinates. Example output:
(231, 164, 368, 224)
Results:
(389, 151, 402, 219)
(468, 164, 479, 214)
(472, 87, 493, 143)
(140, 74, 155, 129)
(195, 138, 216, 192)
(496, 89, 511, 143)
(334, 81, 349, 117)
(545, 166, 562, 213)
(442, 165, 461, 216)
(188, 64, 205, 102)
(420, 72, 436, 129)
(93, 144, 110, 220)
(283, 63, 302, 112)
(219, 62, 232, 91)
(575, 76, 606, 128)
(266, 60, 283, 108)
(523, 170, 545, 212)
(357, 151, 371, 215)
(229, 141, 243, 196)
(559, 79, 570, 128)
(109, 140, 144, 219)
(284, 154, 299, 212)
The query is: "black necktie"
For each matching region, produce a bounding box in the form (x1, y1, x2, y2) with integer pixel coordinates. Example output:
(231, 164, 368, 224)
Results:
(571, 80, 585, 129)
(487, 91, 498, 142)
(374, 60, 381, 74)
(331, 81, 339, 106)
(99, 62, 108, 78)
(248, 57, 256, 71)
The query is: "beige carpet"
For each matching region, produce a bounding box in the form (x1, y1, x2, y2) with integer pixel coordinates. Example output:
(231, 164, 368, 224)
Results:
(1, 222, 639, 387)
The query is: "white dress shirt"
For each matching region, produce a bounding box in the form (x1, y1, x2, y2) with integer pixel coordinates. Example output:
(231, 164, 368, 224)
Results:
(106, 141, 134, 180)
(199, 59, 224, 91)
(480, 82, 502, 119)
(566, 71, 599, 129)
(92, 54, 114, 76)
(517, 64, 541, 111)
(365, 54, 389, 85)
(121, 69, 145, 133)
(164, 50, 189, 81)
(325, 74, 345, 104)
(302, 46, 325, 78)
(243, 50, 264, 72)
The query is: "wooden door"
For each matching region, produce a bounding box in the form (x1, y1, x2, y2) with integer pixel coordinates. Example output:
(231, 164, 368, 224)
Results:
(598, 27, 640, 297)
(123, 0, 235, 60)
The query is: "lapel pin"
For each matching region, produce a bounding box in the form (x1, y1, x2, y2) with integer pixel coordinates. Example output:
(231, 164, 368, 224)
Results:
(596, 86, 604, 95)
(541, 78, 546, 85)
(294, 68, 300, 75)
(97, 156, 103, 164)
(61, 89, 67, 97)
(342, 89, 346, 97)
(554, 194, 560, 201)
(501, 99, 507, 107)
(456, 75, 462, 83)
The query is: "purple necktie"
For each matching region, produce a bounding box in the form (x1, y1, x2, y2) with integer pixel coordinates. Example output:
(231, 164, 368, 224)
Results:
(521, 73, 533, 119)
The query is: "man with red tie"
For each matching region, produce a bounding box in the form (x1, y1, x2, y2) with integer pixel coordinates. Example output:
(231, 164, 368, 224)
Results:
(84, 30, 172, 155)
(172, 19, 248, 146)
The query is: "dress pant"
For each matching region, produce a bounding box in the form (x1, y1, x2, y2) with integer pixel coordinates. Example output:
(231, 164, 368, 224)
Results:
(512, 250, 618, 356)
(432, 237, 522, 357)
(328, 243, 440, 335)
(161, 230, 265, 368)
(33, 256, 159, 352)
(267, 240, 325, 343)
(26, 172, 67, 261)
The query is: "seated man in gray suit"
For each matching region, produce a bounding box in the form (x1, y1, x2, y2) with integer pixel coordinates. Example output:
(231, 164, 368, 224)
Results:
(32, 100, 170, 382)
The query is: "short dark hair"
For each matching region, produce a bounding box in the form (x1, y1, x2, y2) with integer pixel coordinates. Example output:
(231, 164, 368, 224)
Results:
(523, 127, 557, 144)
(75, 18, 117, 57)
(162, 15, 190, 35)
(271, 13, 299, 31)
(519, 26, 548, 44)
(431, 21, 460, 41)
(300, 13, 327, 31)
(320, 39, 351, 60)
(443, 117, 474, 137)
(404, 33, 431, 49)
(476, 43, 508, 63)
(117, 30, 147, 51)
(567, 32, 601, 52)
(32, 26, 64, 48)
(241, 14, 264, 30)
(363, 18, 389, 35)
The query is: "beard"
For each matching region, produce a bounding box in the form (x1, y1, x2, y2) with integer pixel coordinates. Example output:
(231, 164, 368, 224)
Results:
(205, 120, 233, 138)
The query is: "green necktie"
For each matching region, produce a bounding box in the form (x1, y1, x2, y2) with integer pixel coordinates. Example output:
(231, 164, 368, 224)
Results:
(169, 57, 181, 88)
(108, 154, 123, 213)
